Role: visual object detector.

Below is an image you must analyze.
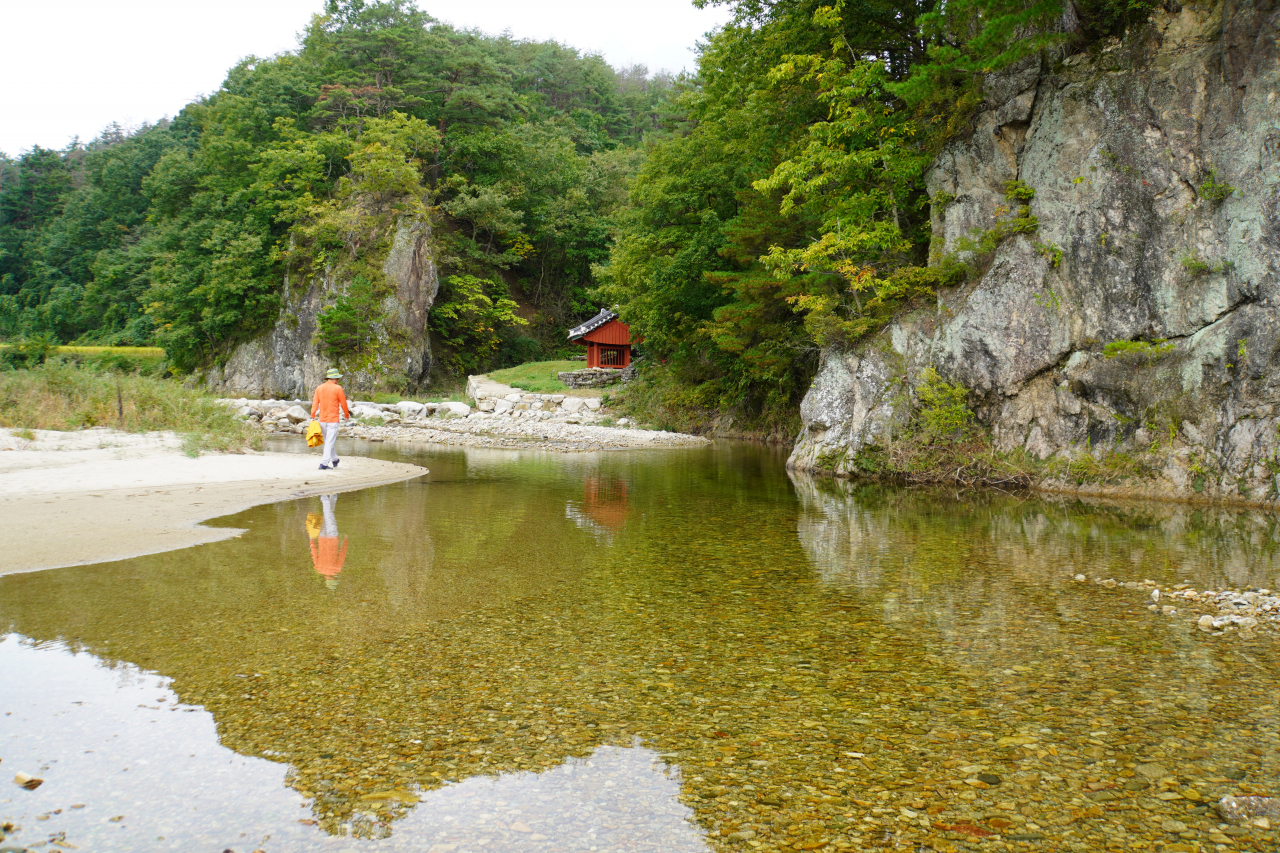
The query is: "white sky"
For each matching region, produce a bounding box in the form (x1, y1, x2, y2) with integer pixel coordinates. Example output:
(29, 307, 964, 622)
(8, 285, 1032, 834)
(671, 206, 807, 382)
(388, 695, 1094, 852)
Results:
(0, 0, 735, 156)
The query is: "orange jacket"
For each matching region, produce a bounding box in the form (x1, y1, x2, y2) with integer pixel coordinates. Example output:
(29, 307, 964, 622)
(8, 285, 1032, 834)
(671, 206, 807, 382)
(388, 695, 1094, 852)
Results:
(310, 536, 348, 578)
(311, 382, 350, 423)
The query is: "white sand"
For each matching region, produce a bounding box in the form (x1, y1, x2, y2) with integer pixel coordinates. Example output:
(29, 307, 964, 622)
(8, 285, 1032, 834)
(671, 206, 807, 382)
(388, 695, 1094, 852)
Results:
(0, 428, 428, 575)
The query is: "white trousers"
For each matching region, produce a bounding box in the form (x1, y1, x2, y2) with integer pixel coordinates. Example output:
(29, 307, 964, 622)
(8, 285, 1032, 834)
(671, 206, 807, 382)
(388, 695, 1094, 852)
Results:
(320, 493, 338, 536)
(320, 421, 341, 466)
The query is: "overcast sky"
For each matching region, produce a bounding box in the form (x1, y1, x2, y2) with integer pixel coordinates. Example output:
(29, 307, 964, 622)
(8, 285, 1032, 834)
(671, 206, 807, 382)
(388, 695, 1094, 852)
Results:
(0, 0, 735, 156)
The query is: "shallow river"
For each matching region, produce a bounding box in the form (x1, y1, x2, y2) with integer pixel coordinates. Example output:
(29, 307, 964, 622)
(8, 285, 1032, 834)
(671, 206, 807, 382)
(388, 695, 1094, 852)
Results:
(2, 439, 1279, 853)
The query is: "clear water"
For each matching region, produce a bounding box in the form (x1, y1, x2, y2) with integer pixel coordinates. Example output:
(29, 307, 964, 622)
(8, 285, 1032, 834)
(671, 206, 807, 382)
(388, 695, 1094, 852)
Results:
(2, 438, 1278, 852)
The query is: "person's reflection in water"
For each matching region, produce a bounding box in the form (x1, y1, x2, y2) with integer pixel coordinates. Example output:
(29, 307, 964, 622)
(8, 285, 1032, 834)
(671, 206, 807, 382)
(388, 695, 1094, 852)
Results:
(306, 494, 348, 590)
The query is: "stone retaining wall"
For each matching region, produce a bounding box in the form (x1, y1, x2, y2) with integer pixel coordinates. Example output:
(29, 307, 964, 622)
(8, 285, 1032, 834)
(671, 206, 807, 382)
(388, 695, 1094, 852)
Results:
(557, 368, 624, 389)
(557, 361, 641, 389)
(472, 392, 603, 418)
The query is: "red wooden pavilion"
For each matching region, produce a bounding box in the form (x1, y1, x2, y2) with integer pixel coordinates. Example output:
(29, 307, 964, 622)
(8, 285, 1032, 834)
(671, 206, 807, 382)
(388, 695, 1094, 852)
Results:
(568, 309, 636, 369)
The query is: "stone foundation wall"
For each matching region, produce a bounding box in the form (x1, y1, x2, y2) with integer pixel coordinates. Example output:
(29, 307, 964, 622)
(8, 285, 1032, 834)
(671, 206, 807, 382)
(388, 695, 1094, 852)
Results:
(557, 368, 624, 389)
(557, 361, 642, 389)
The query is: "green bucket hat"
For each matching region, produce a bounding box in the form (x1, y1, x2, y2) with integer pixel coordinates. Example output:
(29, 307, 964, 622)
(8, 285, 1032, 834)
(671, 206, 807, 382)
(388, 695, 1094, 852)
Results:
(325, 368, 343, 379)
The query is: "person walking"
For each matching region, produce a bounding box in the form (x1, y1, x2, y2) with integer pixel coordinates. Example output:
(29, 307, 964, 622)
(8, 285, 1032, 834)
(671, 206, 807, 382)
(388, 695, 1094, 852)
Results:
(311, 368, 351, 470)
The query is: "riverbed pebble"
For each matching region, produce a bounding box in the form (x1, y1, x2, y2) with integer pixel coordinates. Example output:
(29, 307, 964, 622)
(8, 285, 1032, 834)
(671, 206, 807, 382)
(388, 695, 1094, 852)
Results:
(1073, 574, 1280, 635)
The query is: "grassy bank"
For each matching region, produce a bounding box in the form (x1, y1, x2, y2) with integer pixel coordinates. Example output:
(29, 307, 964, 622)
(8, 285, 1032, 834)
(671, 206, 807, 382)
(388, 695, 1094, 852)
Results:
(0, 361, 258, 454)
(486, 360, 585, 394)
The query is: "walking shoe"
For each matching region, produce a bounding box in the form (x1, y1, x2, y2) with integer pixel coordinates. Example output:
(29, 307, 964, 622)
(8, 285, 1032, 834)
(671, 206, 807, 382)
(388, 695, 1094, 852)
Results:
(319, 464, 331, 470)
(332, 459, 340, 468)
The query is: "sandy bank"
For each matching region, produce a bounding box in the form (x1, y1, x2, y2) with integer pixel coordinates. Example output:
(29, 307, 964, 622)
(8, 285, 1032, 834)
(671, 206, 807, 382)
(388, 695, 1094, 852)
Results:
(0, 428, 427, 575)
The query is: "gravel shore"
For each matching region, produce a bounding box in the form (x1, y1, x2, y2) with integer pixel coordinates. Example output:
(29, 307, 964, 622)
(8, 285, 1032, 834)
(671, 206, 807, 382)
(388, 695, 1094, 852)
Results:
(342, 417, 710, 452)
(227, 398, 711, 453)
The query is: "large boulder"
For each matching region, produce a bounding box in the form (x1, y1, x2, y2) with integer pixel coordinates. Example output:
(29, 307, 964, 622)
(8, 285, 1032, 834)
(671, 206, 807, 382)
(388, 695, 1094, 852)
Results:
(436, 402, 472, 419)
(284, 405, 310, 424)
(395, 400, 426, 417)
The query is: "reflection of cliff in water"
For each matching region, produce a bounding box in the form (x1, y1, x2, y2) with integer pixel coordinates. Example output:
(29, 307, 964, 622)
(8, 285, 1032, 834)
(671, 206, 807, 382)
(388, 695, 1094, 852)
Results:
(788, 470, 1280, 690)
(790, 470, 1280, 592)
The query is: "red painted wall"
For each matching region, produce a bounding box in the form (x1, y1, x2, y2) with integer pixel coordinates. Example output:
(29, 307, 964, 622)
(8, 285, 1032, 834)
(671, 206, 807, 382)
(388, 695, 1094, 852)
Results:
(581, 319, 632, 345)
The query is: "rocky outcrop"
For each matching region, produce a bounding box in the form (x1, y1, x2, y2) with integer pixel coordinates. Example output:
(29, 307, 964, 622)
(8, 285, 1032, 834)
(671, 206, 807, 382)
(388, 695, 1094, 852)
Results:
(791, 0, 1280, 505)
(201, 219, 439, 398)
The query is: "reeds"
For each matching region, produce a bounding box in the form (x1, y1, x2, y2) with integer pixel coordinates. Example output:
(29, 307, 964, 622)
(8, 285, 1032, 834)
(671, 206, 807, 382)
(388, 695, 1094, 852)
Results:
(0, 361, 258, 454)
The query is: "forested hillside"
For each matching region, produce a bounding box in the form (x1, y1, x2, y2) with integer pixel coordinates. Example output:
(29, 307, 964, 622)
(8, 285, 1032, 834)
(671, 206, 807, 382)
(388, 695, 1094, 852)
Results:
(1, 0, 1149, 404)
(0, 0, 675, 374)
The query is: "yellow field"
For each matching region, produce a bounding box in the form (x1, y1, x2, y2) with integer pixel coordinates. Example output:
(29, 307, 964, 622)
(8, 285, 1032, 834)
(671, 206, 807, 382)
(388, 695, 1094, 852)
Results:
(53, 346, 165, 356)
(0, 345, 166, 356)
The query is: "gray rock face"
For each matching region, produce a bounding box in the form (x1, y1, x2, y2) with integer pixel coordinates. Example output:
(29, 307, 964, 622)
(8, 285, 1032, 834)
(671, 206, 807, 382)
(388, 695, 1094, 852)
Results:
(201, 219, 439, 399)
(790, 1, 1280, 504)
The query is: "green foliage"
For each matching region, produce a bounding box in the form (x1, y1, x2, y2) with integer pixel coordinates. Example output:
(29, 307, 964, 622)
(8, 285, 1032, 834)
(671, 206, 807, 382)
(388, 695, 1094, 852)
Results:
(429, 275, 526, 374)
(315, 277, 388, 360)
(1102, 339, 1175, 360)
(1198, 169, 1235, 205)
(947, 182, 1040, 274)
(1033, 288, 1062, 311)
(1178, 252, 1231, 277)
(914, 367, 975, 443)
(1, 0, 1184, 416)
(0, 334, 57, 369)
(1003, 179, 1036, 202)
(1034, 241, 1063, 268)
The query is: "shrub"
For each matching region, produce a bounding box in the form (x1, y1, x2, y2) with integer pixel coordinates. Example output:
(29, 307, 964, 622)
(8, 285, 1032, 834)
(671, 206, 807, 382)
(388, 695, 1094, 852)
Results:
(1198, 169, 1235, 205)
(0, 334, 58, 369)
(915, 367, 975, 443)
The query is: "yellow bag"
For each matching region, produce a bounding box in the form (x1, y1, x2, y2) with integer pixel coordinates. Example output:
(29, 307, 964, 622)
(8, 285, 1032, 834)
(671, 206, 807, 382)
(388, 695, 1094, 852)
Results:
(305, 420, 323, 447)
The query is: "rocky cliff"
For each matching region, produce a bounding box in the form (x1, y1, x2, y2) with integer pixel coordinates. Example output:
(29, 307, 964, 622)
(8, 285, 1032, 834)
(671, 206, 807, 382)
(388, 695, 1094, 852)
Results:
(790, 0, 1280, 505)
(201, 219, 439, 399)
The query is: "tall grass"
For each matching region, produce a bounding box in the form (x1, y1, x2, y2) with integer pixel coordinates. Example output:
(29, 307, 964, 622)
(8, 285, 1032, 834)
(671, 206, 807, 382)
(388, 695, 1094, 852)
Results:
(0, 361, 258, 454)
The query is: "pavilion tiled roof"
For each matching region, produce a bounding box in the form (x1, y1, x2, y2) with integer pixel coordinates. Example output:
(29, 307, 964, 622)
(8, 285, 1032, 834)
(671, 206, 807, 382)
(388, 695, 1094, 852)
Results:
(567, 308, 618, 340)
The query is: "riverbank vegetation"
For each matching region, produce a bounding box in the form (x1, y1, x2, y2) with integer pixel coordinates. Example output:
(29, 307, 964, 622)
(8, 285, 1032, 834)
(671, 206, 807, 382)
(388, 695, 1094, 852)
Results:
(0, 361, 257, 454)
(2, 0, 1155, 431)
